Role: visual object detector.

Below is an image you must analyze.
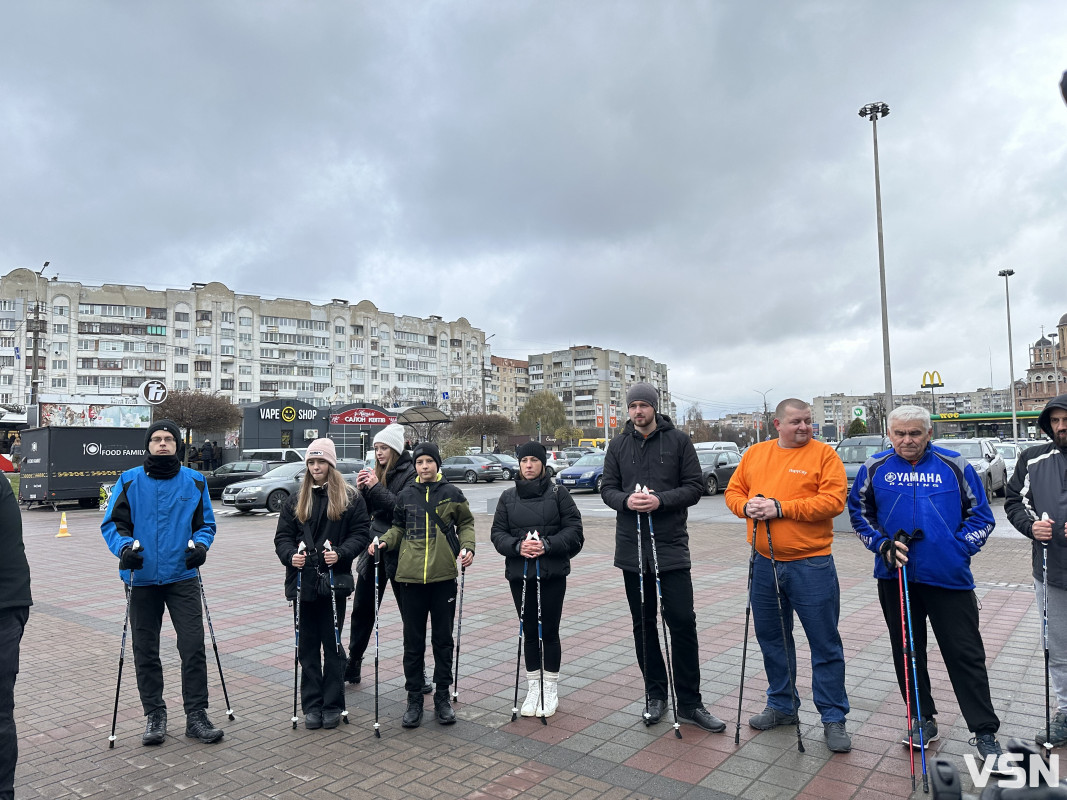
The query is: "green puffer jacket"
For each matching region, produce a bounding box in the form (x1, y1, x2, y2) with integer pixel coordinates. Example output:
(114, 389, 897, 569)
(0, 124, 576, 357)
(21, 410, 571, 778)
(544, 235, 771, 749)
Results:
(381, 474, 476, 584)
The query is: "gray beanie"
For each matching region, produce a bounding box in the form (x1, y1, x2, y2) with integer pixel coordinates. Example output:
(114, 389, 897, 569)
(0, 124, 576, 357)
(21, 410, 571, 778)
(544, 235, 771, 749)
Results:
(625, 382, 659, 411)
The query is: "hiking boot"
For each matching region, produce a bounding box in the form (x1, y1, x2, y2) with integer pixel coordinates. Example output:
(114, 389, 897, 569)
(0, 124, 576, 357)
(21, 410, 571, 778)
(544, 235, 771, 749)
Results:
(644, 698, 666, 725)
(434, 689, 456, 725)
(401, 691, 424, 728)
(422, 670, 433, 695)
(824, 721, 851, 753)
(304, 711, 322, 730)
(322, 709, 342, 729)
(678, 706, 727, 733)
(185, 710, 224, 743)
(902, 717, 939, 749)
(521, 671, 541, 717)
(344, 656, 361, 684)
(971, 733, 1008, 774)
(1036, 710, 1067, 748)
(142, 709, 167, 746)
(749, 705, 799, 730)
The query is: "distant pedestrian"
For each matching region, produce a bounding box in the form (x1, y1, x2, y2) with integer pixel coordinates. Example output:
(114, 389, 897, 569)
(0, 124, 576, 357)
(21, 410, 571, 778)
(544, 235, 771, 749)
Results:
(100, 420, 223, 746)
(9, 437, 20, 472)
(369, 442, 475, 728)
(200, 439, 215, 471)
(491, 441, 584, 716)
(275, 439, 370, 729)
(0, 472, 30, 800)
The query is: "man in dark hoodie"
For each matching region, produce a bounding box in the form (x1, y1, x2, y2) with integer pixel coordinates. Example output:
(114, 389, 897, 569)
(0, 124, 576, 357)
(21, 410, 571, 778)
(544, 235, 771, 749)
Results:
(0, 474, 30, 800)
(101, 420, 223, 747)
(1005, 393, 1067, 747)
(601, 382, 725, 733)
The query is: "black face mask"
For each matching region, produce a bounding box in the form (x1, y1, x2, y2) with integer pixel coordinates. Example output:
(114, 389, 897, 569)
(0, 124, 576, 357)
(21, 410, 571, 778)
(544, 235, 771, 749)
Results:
(144, 454, 181, 479)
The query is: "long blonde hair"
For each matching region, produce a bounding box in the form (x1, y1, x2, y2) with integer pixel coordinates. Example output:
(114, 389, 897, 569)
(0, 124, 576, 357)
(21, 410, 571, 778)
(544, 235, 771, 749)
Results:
(374, 446, 399, 485)
(295, 464, 356, 523)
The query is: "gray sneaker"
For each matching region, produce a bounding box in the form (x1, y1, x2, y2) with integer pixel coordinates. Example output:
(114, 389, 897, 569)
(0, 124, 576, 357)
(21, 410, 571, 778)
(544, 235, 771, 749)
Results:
(970, 733, 1008, 775)
(824, 721, 851, 753)
(1036, 710, 1067, 748)
(749, 705, 799, 731)
(901, 717, 939, 749)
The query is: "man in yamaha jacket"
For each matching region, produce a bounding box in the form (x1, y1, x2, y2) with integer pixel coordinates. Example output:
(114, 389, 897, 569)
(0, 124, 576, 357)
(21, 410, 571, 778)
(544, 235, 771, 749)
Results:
(1005, 392, 1067, 746)
(601, 382, 724, 733)
(101, 420, 223, 747)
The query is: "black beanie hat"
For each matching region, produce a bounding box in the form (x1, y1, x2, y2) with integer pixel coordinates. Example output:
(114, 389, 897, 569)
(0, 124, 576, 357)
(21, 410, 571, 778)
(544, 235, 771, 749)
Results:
(516, 441, 547, 465)
(412, 442, 441, 469)
(145, 419, 185, 459)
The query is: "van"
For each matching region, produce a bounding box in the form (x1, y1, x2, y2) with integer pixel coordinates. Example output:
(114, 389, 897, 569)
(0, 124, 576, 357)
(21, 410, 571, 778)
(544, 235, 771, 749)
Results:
(693, 441, 740, 453)
(240, 448, 307, 463)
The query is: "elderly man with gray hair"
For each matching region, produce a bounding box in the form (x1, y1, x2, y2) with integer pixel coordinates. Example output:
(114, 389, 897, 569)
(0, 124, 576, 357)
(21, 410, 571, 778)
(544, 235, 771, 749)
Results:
(848, 405, 1004, 765)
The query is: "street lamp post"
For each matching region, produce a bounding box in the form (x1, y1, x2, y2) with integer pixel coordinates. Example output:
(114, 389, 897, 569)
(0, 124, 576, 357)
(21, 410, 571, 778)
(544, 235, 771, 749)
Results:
(754, 387, 773, 442)
(29, 261, 50, 407)
(1049, 332, 1062, 399)
(479, 333, 496, 452)
(998, 269, 1019, 440)
(859, 102, 895, 412)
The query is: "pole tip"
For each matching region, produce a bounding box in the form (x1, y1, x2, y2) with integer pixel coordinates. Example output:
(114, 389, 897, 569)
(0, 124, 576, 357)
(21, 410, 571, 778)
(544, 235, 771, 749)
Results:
(540, 716, 548, 726)
(227, 711, 235, 720)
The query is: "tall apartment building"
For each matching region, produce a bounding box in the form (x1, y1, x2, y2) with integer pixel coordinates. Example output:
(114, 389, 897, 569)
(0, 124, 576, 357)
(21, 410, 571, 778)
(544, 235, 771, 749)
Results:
(527, 345, 671, 432)
(813, 387, 1012, 438)
(0, 269, 490, 412)
(490, 356, 529, 421)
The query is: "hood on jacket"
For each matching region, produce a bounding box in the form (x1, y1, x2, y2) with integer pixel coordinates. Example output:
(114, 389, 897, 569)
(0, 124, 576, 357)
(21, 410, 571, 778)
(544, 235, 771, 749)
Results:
(1039, 393, 1067, 438)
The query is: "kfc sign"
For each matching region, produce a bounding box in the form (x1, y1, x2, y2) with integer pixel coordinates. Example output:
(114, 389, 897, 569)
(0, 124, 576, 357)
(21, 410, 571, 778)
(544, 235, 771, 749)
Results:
(329, 408, 398, 426)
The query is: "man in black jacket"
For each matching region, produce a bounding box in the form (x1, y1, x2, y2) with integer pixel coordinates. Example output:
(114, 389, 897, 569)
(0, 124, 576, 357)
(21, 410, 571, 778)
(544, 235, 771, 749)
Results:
(601, 382, 724, 733)
(1005, 392, 1067, 746)
(0, 474, 30, 800)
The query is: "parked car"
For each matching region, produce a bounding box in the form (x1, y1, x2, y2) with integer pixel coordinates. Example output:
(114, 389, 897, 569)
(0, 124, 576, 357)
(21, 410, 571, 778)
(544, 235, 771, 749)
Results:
(483, 453, 520, 480)
(693, 441, 741, 454)
(543, 450, 569, 478)
(204, 460, 283, 499)
(994, 441, 1020, 482)
(835, 435, 892, 491)
(441, 455, 503, 483)
(221, 459, 364, 513)
(696, 450, 741, 495)
(932, 438, 1008, 500)
(557, 453, 607, 493)
(563, 448, 590, 464)
(240, 448, 307, 463)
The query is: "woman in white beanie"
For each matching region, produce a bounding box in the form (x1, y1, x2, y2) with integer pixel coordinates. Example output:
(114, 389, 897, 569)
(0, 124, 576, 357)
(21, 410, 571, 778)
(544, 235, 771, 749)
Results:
(344, 424, 421, 687)
(274, 439, 370, 729)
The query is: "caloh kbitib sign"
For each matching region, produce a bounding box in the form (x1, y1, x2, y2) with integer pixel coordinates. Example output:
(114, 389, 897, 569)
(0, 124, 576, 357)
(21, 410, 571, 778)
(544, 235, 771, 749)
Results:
(329, 408, 398, 426)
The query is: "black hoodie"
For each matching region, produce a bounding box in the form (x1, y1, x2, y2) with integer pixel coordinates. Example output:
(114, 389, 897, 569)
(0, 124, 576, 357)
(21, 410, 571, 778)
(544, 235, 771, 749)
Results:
(600, 413, 704, 573)
(1005, 393, 1067, 588)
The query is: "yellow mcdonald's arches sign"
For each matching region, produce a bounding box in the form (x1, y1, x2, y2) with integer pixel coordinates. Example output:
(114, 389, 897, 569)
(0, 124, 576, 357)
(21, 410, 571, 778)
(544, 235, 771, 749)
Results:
(921, 371, 944, 388)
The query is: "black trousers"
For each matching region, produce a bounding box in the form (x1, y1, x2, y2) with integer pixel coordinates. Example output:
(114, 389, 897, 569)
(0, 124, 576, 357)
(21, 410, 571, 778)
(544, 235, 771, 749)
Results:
(622, 568, 702, 710)
(509, 575, 566, 672)
(347, 557, 403, 661)
(129, 578, 209, 716)
(297, 595, 348, 715)
(0, 607, 28, 800)
(877, 579, 999, 734)
(397, 580, 456, 694)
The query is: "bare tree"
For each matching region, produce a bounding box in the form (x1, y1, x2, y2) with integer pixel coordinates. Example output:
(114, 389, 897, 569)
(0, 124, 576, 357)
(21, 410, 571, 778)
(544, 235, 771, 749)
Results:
(153, 390, 244, 461)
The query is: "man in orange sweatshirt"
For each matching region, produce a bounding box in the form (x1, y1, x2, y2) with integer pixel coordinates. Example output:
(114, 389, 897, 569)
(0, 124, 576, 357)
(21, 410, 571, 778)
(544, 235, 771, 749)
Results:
(724, 398, 850, 753)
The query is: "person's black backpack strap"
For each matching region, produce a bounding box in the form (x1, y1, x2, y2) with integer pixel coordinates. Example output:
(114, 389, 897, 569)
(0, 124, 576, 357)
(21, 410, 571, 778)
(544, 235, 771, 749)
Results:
(409, 492, 461, 557)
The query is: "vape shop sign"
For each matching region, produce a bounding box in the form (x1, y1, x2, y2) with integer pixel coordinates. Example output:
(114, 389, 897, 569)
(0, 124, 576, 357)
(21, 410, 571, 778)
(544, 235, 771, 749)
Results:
(329, 408, 398, 426)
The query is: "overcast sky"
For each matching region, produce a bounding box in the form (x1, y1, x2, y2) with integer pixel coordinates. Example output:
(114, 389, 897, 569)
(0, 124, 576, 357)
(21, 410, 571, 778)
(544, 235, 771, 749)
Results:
(4, 2, 1066, 419)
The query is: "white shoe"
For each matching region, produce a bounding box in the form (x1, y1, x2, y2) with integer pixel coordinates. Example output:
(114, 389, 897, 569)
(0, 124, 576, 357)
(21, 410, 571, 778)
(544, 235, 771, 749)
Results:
(521, 671, 540, 717)
(539, 672, 559, 717)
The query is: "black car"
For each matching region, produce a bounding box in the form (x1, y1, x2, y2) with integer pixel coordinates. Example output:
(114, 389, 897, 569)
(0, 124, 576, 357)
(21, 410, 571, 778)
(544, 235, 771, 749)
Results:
(204, 460, 284, 499)
(835, 435, 892, 491)
(440, 455, 504, 483)
(696, 450, 741, 496)
(482, 453, 520, 480)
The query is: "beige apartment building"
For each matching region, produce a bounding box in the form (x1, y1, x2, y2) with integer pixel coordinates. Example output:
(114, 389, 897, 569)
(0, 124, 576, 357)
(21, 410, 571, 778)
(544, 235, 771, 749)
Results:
(489, 356, 529, 421)
(0, 269, 490, 412)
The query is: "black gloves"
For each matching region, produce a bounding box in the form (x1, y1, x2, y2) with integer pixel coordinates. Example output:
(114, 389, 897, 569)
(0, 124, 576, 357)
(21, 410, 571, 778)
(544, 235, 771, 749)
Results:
(879, 539, 898, 572)
(119, 545, 144, 571)
(185, 542, 208, 570)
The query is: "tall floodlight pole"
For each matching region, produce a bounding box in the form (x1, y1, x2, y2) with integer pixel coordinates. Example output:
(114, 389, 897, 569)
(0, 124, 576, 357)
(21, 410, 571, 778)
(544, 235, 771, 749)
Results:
(754, 388, 773, 442)
(859, 102, 894, 412)
(29, 261, 50, 407)
(998, 269, 1019, 440)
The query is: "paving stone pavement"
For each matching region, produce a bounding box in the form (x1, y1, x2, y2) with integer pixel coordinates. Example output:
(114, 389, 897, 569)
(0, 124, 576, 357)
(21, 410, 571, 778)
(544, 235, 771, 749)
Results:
(11, 499, 1051, 799)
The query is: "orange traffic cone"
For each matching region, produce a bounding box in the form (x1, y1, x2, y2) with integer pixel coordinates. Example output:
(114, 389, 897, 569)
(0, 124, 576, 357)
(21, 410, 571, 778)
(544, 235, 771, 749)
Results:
(56, 511, 71, 538)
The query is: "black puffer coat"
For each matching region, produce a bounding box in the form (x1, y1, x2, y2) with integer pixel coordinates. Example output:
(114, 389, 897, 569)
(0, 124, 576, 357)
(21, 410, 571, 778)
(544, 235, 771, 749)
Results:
(356, 451, 418, 580)
(491, 473, 584, 581)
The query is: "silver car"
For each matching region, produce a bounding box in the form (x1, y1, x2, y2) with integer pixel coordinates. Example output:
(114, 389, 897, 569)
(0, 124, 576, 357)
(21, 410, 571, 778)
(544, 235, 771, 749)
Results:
(222, 459, 365, 513)
(932, 438, 1007, 501)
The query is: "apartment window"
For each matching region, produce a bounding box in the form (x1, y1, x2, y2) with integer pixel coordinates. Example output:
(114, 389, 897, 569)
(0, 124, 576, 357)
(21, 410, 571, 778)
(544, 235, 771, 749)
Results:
(51, 359, 67, 370)
(174, 311, 190, 322)
(240, 348, 252, 360)
(239, 316, 252, 326)
(195, 378, 212, 389)
(239, 333, 252, 343)
(239, 365, 252, 375)
(174, 329, 189, 339)
(0, 337, 13, 348)
(335, 325, 345, 335)
(174, 379, 189, 390)
(51, 377, 67, 388)
(221, 311, 235, 323)
(220, 378, 234, 390)
(239, 381, 252, 392)
(53, 324, 69, 334)
(196, 310, 212, 322)
(194, 360, 211, 372)
(220, 345, 235, 356)
(174, 346, 189, 356)
(195, 344, 212, 356)
(146, 325, 166, 336)
(174, 363, 189, 373)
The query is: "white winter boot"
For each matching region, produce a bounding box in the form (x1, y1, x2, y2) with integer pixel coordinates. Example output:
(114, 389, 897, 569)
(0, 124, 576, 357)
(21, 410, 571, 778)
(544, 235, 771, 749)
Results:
(539, 672, 559, 717)
(521, 671, 540, 717)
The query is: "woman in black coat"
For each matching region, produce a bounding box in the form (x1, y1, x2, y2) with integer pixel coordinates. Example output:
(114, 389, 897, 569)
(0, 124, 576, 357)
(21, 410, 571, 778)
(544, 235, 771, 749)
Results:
(490, 441, 583, 717)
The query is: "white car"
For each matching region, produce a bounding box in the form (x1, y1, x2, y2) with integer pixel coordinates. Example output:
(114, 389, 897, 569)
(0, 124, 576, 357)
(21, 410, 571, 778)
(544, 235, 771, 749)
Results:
(932, 438, 1008, 501)
(994, 442, 1020, 482)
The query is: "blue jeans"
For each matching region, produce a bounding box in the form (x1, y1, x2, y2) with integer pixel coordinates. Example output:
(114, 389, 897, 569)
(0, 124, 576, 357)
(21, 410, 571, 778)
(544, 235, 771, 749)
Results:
(751, 553, 849, 723)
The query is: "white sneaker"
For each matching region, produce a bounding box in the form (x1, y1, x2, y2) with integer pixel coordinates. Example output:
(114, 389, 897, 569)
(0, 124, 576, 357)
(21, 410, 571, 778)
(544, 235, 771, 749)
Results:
(539, 672, 559, 717)
(521, 671, 540, 717)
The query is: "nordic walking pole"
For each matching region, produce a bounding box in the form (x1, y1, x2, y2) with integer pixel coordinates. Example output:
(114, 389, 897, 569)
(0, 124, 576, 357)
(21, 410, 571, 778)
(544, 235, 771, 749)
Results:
(534, 533, 547, 726)
(452, 549, 468, 702)
(109, 539, 142, 748)
(896, 529, 928, 793)
(511, 535, 532, 721)
(734, 519, 758, 745)
(890, 537, 916, 791)
(643, 484, 682, 739)
(322, 540, 349, 724)
(761, 497, 804, 752)
(1042, 512, 1052, 750)
(291, 542, 306, 729)
(635, 484, 651, 725)
(189, 539, 234, 721)
(372, 537, 381, 738)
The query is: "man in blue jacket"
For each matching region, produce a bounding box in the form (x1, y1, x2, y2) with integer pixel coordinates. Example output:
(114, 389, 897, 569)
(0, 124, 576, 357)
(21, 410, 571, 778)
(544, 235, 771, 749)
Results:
(848, 405, 1003, 764)
(101, 420, 222, 746)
